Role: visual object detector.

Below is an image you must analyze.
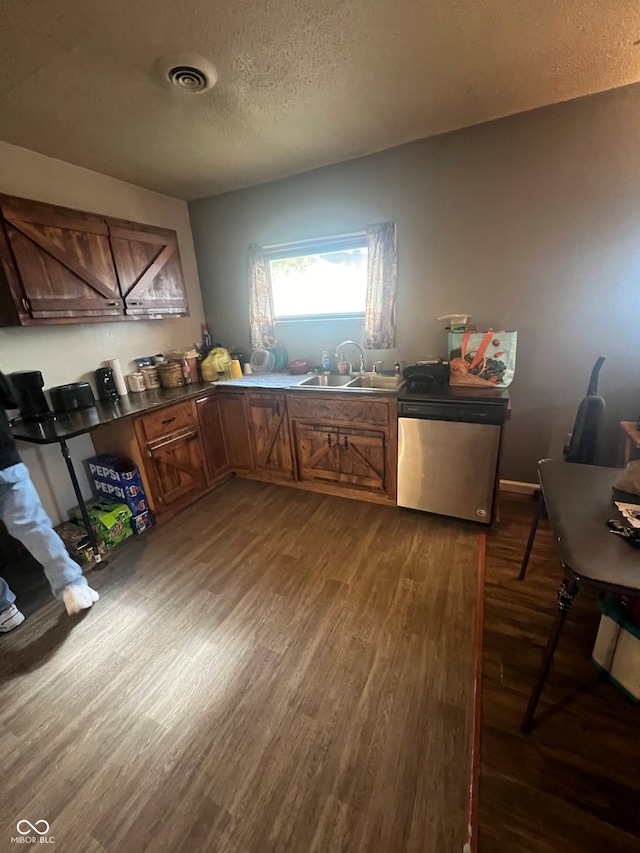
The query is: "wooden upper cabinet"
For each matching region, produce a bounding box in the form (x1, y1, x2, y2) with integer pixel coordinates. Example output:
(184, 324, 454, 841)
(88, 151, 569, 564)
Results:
(107, 217, 189, 317)
(0, 194, 190, 326)
(0, 195, 123, 321)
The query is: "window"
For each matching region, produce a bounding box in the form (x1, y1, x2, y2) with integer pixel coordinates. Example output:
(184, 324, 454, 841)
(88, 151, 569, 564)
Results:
(265, 233, 368, 321)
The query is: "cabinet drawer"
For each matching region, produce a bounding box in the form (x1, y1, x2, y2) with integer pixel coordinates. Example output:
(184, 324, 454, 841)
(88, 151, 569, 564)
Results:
(138, 401, 196, 442)
(286, 394, 389, 427)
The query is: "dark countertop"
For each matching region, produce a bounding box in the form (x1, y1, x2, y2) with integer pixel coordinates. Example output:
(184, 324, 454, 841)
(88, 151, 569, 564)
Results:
(399, 384, 510, 405)
(9, 374, 309, 445)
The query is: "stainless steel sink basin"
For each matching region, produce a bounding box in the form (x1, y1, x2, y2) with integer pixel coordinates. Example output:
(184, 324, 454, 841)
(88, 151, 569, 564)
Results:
(347, 374, 405, 392)
(299, 375, 353, 387)
(297, 373, 404, 393)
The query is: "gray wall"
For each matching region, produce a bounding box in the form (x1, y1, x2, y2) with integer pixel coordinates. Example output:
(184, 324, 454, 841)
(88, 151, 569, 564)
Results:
(189, 84, 640, 483)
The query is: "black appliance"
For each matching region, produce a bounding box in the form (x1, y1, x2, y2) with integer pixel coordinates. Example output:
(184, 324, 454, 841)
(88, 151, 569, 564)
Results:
(403, 359, 450, 393)
(9, 370, 52, 420)
(48, 382, 96, 414)
(94, 367, 119, 402)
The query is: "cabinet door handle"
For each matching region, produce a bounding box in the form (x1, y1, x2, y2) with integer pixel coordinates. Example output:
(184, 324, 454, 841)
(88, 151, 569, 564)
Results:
(327, 433, 332, 447)
(162, 416, 176, 425)
(21, 297, 30, 313)
(275, 402, 280, 416)
(128, 300, 142, 306)
(343, 435, 349, 450)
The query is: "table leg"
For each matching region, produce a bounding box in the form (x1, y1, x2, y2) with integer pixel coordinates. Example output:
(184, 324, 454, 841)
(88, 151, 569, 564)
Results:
(521, 576, 579, 733)
(518, 495, 544, 580)
(58, 439, 102, 565)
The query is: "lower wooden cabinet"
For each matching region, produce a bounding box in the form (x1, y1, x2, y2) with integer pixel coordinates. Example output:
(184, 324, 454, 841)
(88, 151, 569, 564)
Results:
(336, 428, 387, 494)
(246, 393, 293, 480)
(196, 394, 231, 483)
(91, 386, 397, 526)
(217, 392, 254, 472)
(294, 423, 387, 494)
(296, 425, 341, 484)
(145, 426, 207, 512)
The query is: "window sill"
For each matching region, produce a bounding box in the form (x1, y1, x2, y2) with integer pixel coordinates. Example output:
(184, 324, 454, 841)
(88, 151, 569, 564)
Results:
(274, 314, 365, 324)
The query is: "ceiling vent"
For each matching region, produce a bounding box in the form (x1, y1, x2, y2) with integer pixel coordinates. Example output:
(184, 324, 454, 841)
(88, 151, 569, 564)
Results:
(155, 54, 217, 94)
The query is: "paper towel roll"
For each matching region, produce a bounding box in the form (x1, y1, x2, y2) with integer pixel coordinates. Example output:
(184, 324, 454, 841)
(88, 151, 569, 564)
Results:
(105, 357, 128, 397)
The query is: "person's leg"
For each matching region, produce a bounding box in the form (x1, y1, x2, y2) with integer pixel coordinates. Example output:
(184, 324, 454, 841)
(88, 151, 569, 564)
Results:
(0, 575, 16, 611)
(0, 463, 96, 609)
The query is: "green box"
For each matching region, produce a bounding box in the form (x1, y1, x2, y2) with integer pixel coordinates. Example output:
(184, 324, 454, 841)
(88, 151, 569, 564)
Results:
(75, 499, 133, 550)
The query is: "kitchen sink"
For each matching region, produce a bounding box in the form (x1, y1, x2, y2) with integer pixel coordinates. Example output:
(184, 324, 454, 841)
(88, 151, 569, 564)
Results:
(299, 375, 353, 387)
(297, 373, 404, 393)
(347, 374, 405, 392)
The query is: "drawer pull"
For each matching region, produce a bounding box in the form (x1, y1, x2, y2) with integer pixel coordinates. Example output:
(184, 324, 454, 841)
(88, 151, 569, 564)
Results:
(105, 300, 120, 307)
(343, 435, 349, 450)
(327, 433, 332, 447)
(161, 416, 176, 425)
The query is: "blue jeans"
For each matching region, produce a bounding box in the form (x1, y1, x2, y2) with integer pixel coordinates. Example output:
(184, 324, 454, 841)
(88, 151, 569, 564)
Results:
(0, 463, 87, 611)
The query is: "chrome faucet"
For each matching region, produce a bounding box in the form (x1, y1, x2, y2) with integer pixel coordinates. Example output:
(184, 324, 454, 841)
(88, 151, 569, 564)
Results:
(335, 340, 365, 374)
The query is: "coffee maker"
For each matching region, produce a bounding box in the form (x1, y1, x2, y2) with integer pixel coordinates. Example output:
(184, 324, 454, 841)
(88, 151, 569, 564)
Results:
(9, 371, 53, 420)
(95, 367, 120, 402)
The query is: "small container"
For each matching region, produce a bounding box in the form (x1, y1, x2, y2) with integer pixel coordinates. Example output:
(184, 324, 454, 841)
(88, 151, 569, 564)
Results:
(321, 350, 331, 374)
(337, 361, 352, 375)
(243, 363, 253, 375)
(157, 360, 184, 388)
(140, 365, 161, 390)
(127, 372, 146, 393)
(230, 359, 242, 380)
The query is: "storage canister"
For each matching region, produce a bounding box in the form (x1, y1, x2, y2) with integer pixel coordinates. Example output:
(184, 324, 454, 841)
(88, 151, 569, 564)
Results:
(157, 360, 184, 388)
(127, 372, 146, 393)
(140, 365, 161, 390)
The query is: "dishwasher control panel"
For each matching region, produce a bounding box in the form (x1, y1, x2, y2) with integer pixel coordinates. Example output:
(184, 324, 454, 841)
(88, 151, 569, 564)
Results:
(398, 400, 506, 425)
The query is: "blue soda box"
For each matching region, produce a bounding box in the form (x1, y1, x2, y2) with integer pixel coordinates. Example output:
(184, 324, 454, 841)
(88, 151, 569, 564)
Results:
(87, 454, 142, 484)
(87, 454, 148, 513)
(130, 510, 153, 535)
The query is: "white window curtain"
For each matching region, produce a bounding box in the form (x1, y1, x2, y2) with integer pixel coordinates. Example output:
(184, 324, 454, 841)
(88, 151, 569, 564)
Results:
(248, 244, 276, 349)
(364, 221, 397, 350)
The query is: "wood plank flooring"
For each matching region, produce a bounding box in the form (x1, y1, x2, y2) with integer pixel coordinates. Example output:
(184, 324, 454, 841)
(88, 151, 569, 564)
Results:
(481, 494, 640, 852)
(0, 478, 480, 853)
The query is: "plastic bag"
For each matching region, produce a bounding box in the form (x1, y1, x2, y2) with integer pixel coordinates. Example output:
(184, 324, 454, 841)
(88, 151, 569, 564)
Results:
(201, 347, 231, 382)
(448, 330, 517, 388)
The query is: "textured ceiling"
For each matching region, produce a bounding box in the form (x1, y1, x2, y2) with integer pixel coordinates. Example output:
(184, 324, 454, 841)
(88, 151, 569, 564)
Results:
(1, 1, 639, 200)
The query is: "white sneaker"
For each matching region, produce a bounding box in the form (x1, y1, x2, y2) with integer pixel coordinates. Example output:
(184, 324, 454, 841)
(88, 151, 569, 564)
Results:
(0, 604, 25, 633)
(63, 584, 99, 616)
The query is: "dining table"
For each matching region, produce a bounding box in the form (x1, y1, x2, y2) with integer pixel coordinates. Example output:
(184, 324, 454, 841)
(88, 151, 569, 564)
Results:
(522, 459, 640, 732)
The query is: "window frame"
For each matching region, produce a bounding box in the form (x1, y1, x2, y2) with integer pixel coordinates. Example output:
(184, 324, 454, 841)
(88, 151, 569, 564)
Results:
(264, 232, 368, 323)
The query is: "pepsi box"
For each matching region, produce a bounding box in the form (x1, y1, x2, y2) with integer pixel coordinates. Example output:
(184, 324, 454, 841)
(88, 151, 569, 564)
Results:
(130, 510, 153, 535)
(87, 454, 148, 514)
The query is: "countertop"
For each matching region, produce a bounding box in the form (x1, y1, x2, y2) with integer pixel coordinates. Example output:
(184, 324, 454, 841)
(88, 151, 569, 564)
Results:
(9, 374, 310, 445)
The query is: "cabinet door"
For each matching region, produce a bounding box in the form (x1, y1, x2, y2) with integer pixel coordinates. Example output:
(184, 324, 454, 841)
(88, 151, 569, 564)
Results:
(246, 393, 293, 479)
(217, 392, 254, 472)
(107, 218, 188, 316)
(295, 423, 341, 484)
(146, 427, 207, 512)
(196, 395, 231, 482)
(338, 428, 387, 494)
(0, 196, 123, 320)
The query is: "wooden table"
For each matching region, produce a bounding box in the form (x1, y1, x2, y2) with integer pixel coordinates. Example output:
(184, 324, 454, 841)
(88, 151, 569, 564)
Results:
(522, 460, 640, 732)
(618, 420, 640, 467)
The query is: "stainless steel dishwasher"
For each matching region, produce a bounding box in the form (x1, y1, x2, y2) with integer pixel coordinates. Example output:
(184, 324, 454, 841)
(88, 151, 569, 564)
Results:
(397, 397, 507, 523)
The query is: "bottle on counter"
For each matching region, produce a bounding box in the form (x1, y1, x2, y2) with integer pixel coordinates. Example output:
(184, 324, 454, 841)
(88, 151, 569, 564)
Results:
(321, 350, 331, 374)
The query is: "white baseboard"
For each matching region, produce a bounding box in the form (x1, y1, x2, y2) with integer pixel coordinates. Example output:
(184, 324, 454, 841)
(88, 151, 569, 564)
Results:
(499, 479, 539, 495)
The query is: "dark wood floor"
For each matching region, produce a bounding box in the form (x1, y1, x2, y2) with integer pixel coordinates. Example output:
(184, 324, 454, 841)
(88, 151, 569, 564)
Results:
(481, 493, 640, 853)
(0, 478, 480, 853)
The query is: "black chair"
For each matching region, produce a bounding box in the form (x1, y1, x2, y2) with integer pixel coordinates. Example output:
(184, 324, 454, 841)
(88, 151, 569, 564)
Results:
(518, 356, 606, 580)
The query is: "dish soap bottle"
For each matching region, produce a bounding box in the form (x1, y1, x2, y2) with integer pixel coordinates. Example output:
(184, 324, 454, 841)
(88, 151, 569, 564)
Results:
(321, 350, 331, 374)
